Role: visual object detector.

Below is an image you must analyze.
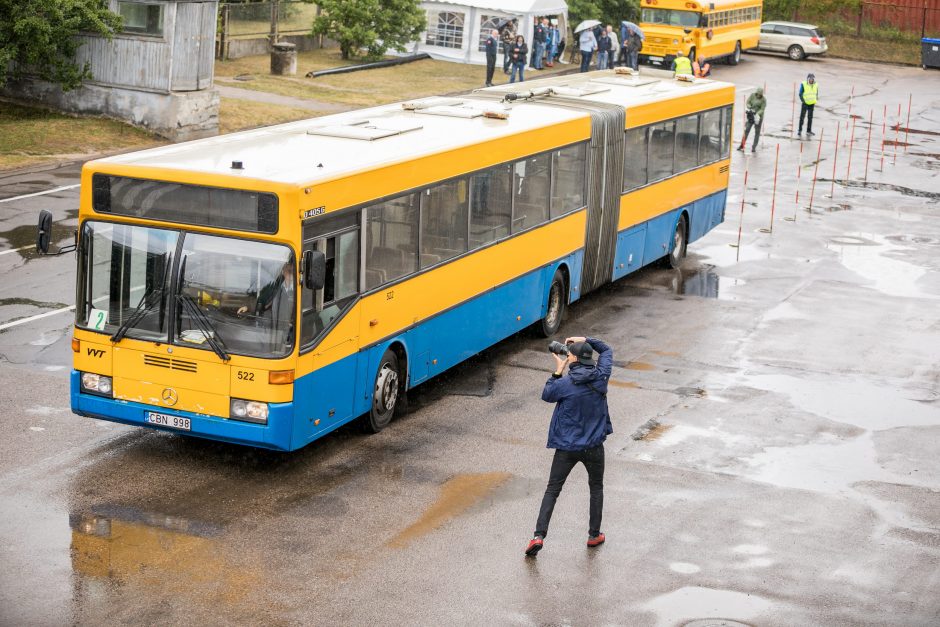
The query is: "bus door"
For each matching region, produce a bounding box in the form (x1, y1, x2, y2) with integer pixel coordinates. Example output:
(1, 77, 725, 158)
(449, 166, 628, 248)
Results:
(296, 211, 362, 436)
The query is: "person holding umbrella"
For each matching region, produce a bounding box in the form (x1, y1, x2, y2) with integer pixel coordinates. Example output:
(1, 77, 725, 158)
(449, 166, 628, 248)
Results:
(622, 22, 643, 70)
(576, 20, 599, 72)
(498, 19, 517, 74)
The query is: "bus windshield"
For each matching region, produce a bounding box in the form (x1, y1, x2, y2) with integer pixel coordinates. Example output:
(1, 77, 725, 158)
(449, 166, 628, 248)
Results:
(79, 222, 295, 358)
(641, 8, 703, 28)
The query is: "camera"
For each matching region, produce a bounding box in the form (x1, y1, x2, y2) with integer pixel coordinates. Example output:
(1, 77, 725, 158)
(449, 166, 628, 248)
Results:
(548, 341, 569, 356)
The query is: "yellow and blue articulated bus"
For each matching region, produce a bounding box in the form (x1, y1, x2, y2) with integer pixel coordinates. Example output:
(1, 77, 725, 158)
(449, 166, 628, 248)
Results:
(63, 69, 734, 451)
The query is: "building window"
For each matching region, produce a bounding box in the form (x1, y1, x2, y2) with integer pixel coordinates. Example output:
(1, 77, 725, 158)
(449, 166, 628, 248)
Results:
(118, 2, 164, 37)
(478, 15, 502, 51)
(426, 11, 465, 49)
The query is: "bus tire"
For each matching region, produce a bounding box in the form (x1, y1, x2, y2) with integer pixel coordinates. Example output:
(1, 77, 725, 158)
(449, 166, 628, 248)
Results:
(365, 348, 400, 433)
(728, 41, 741, 65)
(666, 214, 688, 269)
(540, 270, 566, 337)
(689, 47, 696, 62)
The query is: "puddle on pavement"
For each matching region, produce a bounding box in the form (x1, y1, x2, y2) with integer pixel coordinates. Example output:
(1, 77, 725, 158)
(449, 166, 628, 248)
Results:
(626, 361, 656, 371)
(387, 472, 510, 548)
(742, 373, 940, 431)
(642, 586, 771, 627)
(69, 505, 267, 608)
(826, 179, 940, 200)
(648, 266, 745, 300)
(826, 233, 936, 299)
(609, 379, 641, 389)
(0, 209, 79, 259)
(641, 423, 673, 441)
(0, 297, 70, 309)
(893, 125, 940, 137)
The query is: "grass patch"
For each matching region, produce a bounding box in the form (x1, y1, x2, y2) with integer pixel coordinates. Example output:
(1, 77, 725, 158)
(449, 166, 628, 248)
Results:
(219, 98, 322, 134)
(0, 100, 159, 171)
(828, 35, 921, 66)
(216, 48, 569, 108)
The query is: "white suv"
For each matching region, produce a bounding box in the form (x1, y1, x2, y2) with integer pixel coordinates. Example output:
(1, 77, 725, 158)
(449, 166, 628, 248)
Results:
(757, 21, 828, 60)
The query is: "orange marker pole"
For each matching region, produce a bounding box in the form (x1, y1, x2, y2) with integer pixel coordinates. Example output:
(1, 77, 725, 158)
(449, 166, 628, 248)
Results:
(864, 109, 873, 182)
(808, 128, 825, 214)
(792, 141, 804, 221)
(769, 143, 779, 233)
(845, 116, 856, 181)
(905, 93, 912, 152)
(830, 123, 841, 199)
(844, 85, 854, 147)
(735, 170, 748, 262)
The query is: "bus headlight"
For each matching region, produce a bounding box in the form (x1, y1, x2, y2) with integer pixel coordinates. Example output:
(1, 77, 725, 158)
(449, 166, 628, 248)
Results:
(230, 399, 269, 424)
(81, 372, 113, 397)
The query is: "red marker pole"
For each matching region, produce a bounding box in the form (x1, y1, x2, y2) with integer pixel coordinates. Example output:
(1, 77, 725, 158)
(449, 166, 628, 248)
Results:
(864, 109, 873, 182)
(905, 93, 912, 152)
(735, 170, 748, 262)
(830, 123, 841, 200)
(880, 104, 887, 171)
(791, 141, 804, 221)
(893, 103, 901, 165)
(808, 128, 825, 214)
(844, 85, 854, 147)
(769, 143, 780, 233)
(845, 116, 856, 181)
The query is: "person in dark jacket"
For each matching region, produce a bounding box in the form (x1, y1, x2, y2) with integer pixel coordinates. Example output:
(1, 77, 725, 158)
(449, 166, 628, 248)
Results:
(509, 35, 528, 83)
(525, 336, 613, 556)
(499, 19, 517, 73)
(484, 29, 499, 86)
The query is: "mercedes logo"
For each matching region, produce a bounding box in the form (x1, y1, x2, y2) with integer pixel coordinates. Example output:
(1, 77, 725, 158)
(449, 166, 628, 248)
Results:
(162, 388, 178, 406)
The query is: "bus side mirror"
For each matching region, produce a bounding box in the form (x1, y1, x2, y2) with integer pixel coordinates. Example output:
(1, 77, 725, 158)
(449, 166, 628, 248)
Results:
(37, 209, 53, 254)
(303, 249, 326, 291)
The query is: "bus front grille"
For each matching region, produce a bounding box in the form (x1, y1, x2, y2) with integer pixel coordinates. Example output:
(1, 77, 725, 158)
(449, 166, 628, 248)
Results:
(144, 355, 198, 373)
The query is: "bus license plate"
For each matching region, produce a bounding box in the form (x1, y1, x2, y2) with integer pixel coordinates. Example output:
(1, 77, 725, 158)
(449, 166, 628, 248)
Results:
(649, 56, 664, 63)
(146, 412, 191, 431)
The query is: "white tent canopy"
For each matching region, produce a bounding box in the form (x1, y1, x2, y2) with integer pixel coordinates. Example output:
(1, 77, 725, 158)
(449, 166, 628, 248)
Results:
(409, 0, 569, 65)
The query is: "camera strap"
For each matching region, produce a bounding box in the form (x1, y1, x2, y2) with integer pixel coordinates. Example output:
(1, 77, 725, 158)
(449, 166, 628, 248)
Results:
(577, 380, 607, 398)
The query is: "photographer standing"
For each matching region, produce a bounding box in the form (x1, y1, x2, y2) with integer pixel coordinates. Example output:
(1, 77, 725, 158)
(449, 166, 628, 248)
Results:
(525, 336, 613, 556)
(738, 87, 766, 153)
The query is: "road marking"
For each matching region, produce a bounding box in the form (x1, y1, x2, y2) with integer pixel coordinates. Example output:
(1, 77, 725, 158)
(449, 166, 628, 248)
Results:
(0, 245, 33, 256)
(0, 305, 75, 331)
(0, 184, 80, 204)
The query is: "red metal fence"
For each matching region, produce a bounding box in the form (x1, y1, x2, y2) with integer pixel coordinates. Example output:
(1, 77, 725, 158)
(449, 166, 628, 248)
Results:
(795, 1, 940, 38)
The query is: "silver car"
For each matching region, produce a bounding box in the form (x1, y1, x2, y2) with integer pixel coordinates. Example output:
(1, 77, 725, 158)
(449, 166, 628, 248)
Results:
(757, 21, 828, 60)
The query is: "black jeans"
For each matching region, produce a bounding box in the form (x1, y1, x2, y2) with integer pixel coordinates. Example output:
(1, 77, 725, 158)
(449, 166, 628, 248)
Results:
(485, 55, 496, 85)
(799, 103, 815, 133)
(535, 443, 604, 538)
(741, 118, 762, 149)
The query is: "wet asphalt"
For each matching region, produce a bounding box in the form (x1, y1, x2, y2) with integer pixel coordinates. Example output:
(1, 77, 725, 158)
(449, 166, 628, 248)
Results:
(1, 55, 939, 626)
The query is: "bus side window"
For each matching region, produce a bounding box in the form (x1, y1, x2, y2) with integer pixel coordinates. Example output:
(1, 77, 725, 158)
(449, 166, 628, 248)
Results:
(512, 152, 551, 233)
(422, 178, 469, 266)
(300, 224, 360, 346)
(675, 115, 700, 174)
(469, 164, 512, 249)
(699, 109, 722, 164)
(365, 193, 419, 290)
(622, 128, 648, 192)
(552, 142, 587, 216)
(720, 106, 733, 158)
(648, 121, 676, 182)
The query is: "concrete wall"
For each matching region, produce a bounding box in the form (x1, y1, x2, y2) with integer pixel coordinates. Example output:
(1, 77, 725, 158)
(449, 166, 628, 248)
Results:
(219, 34, 321, 60)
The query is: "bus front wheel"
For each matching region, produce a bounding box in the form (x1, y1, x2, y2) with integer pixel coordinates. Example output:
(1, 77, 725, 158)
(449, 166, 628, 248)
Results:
(366, 349, 401, 433)
(728, 41, 741, 65)
(667, 215, 688, 269)
(540, 270, 567, 337)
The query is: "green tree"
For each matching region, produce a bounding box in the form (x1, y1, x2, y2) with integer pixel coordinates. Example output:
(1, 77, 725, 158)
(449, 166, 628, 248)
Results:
(568, 0, 639, 32)
(0, 0, 123, 91)
(312, 0, 425, 61)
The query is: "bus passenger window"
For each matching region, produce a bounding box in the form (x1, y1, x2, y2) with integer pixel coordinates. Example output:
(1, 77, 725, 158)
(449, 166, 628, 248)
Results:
(422, 178, 469, 266)
(512, 153, 551, 233)
(699, 109, 722, 164)
(622, 128, 648, 191)
(366, 193, 419, 289)
(551, 143, 586, 217)
(675, 115, 700, 173)
(469, 164, 512, 248)
(648, 121, 676, 182)
(720, 106, 733, 158)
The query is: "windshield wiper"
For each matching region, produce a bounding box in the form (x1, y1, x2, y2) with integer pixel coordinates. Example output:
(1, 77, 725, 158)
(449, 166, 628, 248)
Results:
(111, 256, 171, 343)
(176, 293, 230, 362)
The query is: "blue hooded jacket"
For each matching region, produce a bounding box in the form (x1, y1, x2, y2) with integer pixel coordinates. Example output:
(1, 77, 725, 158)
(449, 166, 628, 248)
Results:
(541, 337, 613, 451)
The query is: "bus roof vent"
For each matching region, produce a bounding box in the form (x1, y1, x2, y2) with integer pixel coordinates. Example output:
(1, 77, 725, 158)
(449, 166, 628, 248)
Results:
(401, 97, 465, 111)
(307, 119, 423, 141)
(594, 75, 659, 88)
(414, 102, 510, 120)
(551, 82, 612, 97)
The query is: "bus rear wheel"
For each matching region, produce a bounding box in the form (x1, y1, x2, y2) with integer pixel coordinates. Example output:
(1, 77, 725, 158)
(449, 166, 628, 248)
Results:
(540, 270, 566, 337)
(728, 41, 741, 65)
(667, 215, 688, 269)
(366, 349, 400, 433)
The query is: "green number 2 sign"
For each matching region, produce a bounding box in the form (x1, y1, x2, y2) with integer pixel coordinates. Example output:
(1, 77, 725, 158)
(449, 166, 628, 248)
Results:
(89, 308, 108, 331)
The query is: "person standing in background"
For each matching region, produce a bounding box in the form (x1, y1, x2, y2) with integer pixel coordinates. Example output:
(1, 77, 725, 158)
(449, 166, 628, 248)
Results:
(596, 27, 611, 70)
(798, 73, 818, 136)
(510, 35, 528, 83)
(606, 25, 619, 69)
(484, 29, 499, 87)
(532, 17, 548, 70)
(579, 27, 597, 73)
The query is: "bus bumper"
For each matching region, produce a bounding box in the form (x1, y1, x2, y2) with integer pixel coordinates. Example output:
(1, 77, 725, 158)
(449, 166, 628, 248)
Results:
(70, 371, 295, 451)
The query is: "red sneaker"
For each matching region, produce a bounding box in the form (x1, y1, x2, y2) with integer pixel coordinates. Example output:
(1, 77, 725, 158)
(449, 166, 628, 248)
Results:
(525, 536, 544, 556)
(587, 533, 605, 547)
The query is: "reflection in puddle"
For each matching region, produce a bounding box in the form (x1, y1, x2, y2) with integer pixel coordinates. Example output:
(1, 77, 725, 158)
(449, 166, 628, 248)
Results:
(827, 232, 936, 299)
(387, 472, 510, 548)
(642, 586, 772, 627)
(671, 266, 745, 300)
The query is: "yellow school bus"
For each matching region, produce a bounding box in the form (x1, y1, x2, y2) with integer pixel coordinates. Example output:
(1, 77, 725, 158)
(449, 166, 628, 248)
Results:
(53, 69, 733, 451)
(638, 0, 762, 66)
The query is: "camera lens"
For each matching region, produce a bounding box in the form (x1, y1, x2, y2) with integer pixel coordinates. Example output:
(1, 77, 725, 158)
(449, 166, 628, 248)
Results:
(548, 341, 569, 355)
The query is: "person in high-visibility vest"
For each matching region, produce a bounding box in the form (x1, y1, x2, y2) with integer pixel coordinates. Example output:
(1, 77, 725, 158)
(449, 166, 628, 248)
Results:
(798, 73, 819, 136)
(672, 50, 692, 77)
